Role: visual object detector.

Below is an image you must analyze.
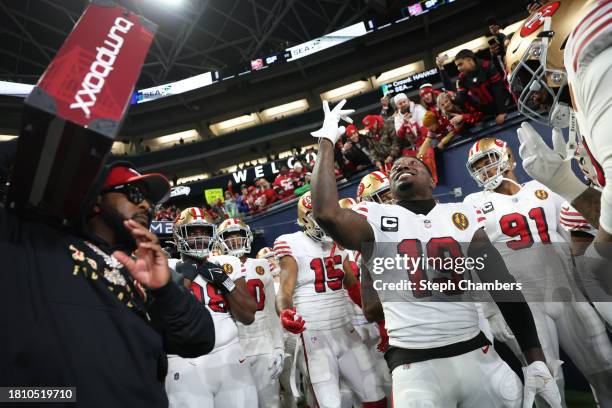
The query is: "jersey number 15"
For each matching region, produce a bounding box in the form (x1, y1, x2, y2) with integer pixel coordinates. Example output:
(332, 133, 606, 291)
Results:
(310, 255, 344, 293)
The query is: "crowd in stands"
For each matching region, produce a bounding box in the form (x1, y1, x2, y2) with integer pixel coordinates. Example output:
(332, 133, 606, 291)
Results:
(154, 35, 515, 221)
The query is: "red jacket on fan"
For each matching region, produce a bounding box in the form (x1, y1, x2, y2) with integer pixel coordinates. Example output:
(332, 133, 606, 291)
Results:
(273, 173, 296, 198)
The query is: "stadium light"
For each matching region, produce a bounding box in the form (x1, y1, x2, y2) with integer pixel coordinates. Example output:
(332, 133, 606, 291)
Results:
(261, 99, 309, 122)
(210, 114, 261, 136)
(176, 173, 210, 184)
(0, 135, 18, 141)
(145, 129, 199, 149)
(320, 80, 372, 103)
(372, 61, 425, 87)
(155, 0, 184, 7)
(438, 36, 489, 61)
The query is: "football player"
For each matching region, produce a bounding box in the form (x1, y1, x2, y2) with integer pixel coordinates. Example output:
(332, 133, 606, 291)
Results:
(506, 0, 612, 253)
(217, 218, 284, 408)
(310, 99, 562, 407)
(558, 144, 612, 326)
(340, 195, 393, 404)
(164, 208, 258, 408)
(274, 191, 387, 408)
(464, 138, 612, 404)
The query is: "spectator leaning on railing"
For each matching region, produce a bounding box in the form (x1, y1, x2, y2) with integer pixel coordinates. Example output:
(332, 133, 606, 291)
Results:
(419, 110, 457, 155)
(437, 49, 511, 125)
(437, 91, 484, 134)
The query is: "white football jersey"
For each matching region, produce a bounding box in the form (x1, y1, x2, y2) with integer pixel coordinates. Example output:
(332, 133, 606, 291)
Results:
(273, 231, 351, 330)
(560, 201, 598, 236)
(564, 0, 612, 188)
(236, 258, 283, 356)
(464, 181, 572, 298)
(353, 201, 486, 349)
(170, 255, 245, 353)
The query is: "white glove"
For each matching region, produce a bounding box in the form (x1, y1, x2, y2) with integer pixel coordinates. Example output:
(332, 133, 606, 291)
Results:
(487, 312, 515, 343)
(311, 99, 355, 144)
(268, 347, 284, 380)
(517, 122, 588, 202)
(522, 360, 563, 408)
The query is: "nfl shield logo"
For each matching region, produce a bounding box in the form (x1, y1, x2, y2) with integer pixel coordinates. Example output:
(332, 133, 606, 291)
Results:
(424, 220, 431, 229)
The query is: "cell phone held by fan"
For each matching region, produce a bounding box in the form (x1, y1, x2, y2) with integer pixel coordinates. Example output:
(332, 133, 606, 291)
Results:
(7, 0, 156, 226)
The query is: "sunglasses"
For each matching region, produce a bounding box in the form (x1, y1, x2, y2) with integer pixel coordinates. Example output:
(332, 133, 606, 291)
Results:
(102, 184, 149, 205)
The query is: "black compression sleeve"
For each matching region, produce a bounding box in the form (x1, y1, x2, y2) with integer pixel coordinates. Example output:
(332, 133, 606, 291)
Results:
(149, 281, 216, 357)
(469, 242, 542, 351)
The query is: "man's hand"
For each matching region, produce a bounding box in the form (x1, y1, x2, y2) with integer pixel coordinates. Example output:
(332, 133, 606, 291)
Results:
(197, 261, 237, 293)
(280, 307, 305, 334)
(517, 122, 587, 202)
(311, 99, 354, 144)
(487, 312, 515, 343)
(113, 219, 170, 290)
(522, 361, 563, 408)
(268, 347, 284, 379)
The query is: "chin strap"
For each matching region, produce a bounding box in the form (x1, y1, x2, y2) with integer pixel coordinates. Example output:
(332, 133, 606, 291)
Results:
(565, 109, 579, 161)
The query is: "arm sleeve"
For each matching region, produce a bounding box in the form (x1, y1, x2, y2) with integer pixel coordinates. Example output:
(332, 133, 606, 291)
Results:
(149, 280, 216, 358)
(469, 232, 542, 352)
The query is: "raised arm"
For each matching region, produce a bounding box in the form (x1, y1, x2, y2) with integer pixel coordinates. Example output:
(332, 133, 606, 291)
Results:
(310, 100, 374, 251)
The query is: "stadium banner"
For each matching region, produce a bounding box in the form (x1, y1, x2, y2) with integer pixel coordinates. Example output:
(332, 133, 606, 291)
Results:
(380, 68, 439, 96)
(150, 220, 174, 236)
(132, 71, 215, 104)
(285, 22, 368, 62)
(165, 151, 317, 203)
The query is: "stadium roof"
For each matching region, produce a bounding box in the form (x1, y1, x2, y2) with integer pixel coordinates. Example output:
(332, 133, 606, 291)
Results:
(0, 0, 383, 88)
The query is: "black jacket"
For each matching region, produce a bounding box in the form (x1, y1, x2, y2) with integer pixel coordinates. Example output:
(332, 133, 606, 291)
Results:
(0, 209, 215, 407)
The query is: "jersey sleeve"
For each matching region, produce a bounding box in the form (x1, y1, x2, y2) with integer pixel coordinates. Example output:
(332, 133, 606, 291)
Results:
(565, 0, 612, 75)
(273, 235, 295, 260)
(560, 202, 596, 235)
(351, 201, 387, 243)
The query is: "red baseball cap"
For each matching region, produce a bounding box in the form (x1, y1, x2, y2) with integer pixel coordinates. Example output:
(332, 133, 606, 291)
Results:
(103, 165, 170, 204)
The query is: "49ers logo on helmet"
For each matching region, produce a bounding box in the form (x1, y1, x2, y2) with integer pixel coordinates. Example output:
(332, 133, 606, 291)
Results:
(494, 139, 505, 148)
(520, 2, 560, 37)
(357, 182, 365, 196)
(302, 194, 313, 209)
